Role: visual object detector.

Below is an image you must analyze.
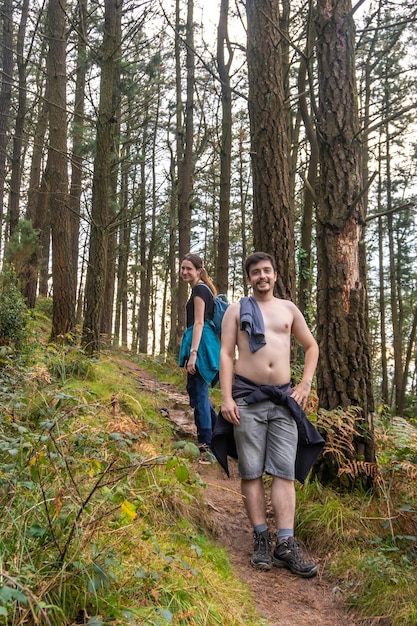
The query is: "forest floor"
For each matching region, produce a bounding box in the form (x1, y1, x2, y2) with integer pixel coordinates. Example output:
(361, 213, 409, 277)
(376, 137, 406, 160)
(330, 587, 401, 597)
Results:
(121, 358, 371, 626)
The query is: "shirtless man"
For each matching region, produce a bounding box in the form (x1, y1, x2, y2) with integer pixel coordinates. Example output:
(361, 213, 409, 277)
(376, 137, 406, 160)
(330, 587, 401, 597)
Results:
(219, 251, 319, 576)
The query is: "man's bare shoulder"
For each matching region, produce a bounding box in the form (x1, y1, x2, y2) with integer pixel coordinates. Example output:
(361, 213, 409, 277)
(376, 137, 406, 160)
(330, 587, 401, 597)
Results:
(259, 296, 298, 313)
(273, 297, 299, 312)
(224, 301, 240, 318)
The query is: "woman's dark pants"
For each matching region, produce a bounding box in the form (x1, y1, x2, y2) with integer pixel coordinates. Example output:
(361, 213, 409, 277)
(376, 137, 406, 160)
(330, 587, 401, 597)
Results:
(186, 371, 217, 448)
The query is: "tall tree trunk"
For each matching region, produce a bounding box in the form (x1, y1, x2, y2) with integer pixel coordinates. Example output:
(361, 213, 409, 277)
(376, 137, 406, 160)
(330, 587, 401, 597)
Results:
(167, 128, 178, 354)
(315, 0, 375, 464)
(297, 7, 318, 320)
(82, 0, 121, 353)
(69, 0, 87, 304)
(246, 0, 295, 300)
(237, 121, 250, 297)
(21, 41, 48, 307)
(378, 215, 389, 405)
(385, 124, 402, 414)
(400, 306, 417, 415)
(0, 0, 14, 249)
(101, 4, 121, 344)
(130, 222, 140, 353)
(47, 0, 75, 339)
(176, 0, 194, 343)
(113, 123, 131, 349)
(138, 110, 149, 354)
(8, 0, 29, 237)
(142, 84, 161, 353)
(376, 143, 389, 406)
(216, 0, 232, 294)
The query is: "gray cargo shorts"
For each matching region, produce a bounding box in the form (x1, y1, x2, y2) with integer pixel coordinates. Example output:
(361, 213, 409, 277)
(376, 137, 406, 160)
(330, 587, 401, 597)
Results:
(233, 399, 298, 480)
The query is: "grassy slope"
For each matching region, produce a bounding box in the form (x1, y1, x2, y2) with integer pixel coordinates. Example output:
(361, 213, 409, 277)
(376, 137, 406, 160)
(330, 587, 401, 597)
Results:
(1, 313, 417, 625)
(0, 334, 263, 625)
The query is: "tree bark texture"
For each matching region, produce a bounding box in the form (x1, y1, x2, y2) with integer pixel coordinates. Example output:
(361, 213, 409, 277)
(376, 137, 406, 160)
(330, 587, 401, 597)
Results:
(315, 0, 374, 423)
(21, 52, 48, 307)
(246, 0, 295, 300)
(69, 0, 87, 306)
(296, 8, 318, 320)
(82, 0, 120, 353)
(216, 0, 232, 294)
(175, 0, 194, 345)
(47, 0, 75, 338)
(0, 0, 13, 244)
(8, 0, 28, 237)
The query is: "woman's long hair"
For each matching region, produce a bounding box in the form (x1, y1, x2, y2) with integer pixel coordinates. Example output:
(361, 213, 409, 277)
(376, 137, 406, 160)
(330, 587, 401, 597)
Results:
(182, 253, 217, 296)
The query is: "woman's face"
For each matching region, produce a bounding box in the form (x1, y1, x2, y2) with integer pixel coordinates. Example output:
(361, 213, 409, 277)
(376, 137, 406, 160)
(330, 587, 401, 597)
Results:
(180, 259, 200, 286)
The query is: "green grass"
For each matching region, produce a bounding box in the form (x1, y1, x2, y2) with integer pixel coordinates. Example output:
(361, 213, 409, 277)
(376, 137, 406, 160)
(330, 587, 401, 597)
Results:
(3, 310, 417, 624)
(0, 327, 264, 626)
(295, 463, 417, 624)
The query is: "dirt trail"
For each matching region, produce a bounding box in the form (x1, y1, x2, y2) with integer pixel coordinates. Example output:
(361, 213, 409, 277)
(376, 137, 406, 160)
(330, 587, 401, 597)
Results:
(122, 360, 367, 626)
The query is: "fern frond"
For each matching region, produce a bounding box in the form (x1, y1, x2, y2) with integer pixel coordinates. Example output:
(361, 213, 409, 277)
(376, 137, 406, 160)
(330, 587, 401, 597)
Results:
(390, 460, 417, 482)
(338, 460, 381, 483)
(317, 406, 361, 466)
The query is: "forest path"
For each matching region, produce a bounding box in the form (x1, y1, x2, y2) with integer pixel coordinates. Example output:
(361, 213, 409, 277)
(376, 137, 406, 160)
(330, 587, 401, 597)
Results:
(120, 358, 367, 626)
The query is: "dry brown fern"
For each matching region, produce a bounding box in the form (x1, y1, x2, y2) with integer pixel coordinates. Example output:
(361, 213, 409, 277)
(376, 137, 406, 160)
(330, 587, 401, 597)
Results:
(317, 406, 361, 466)
(338, 459, 381, 484)
(389, 459, 417, 482)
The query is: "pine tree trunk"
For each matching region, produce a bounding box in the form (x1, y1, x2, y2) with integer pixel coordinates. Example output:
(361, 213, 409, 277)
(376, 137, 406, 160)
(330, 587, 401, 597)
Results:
(69, 0, 87, 304)
(175, 0, 194, 345)
(216, 0, 231, 294)
(9, 0, 28, 237)
(0, 0, 13, 245)
(47, 0, 75, 339)
(315, 0, 375, 467)
(82, 0, 120, 353)
(246, 0, 295, 299)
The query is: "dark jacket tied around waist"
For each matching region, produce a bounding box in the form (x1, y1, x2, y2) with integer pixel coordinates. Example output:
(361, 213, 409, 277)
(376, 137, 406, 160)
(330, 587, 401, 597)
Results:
(211, 375, 325, 484)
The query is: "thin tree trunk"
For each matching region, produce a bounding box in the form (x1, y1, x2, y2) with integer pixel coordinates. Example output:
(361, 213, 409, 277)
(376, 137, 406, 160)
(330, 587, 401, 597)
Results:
(8, 0, 29, 237)
(0, 0, 13, 249)
(378, 215, 389, 405)
(216, 0, 232, 294)
(69, 0, 87, 303)
(167, 128, 178, 353)
(176, 0, 194, 343)
(297, 6, 318, 319)
(113, 126, 131, 349)
(20, 56, 49, 306)
(138, 106, 149, 354)
(377, 143, 388, 405)
(101, 4, 121, 344)
(399, 306, 417, 415)
(385, 126, 402, 414)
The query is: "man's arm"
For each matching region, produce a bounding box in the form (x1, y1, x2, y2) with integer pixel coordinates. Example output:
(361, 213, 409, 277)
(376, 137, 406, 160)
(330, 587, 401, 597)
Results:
(219, 303, 240, 424)
(290, 304, 319, 409)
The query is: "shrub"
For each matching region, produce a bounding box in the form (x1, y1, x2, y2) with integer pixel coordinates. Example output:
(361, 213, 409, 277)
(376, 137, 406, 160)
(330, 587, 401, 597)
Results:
(0, 266, 29, 352)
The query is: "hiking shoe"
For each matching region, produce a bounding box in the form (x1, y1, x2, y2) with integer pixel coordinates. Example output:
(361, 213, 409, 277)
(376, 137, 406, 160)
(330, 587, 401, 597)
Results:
(250, 529, 271, 571)
(272, 537, 317, 578)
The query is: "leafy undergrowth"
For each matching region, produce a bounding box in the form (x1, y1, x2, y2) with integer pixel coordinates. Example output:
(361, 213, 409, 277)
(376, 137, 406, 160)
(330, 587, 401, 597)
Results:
(0, 327, 262, 624)
(2, 310, 417, 625)
(294, 416, 417, 626)
(137, 358, 417, 626)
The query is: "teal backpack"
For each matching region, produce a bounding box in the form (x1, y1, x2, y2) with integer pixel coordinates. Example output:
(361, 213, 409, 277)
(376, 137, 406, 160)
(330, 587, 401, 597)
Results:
(212, 293, 229, 335)
(200, 284, 229, 335)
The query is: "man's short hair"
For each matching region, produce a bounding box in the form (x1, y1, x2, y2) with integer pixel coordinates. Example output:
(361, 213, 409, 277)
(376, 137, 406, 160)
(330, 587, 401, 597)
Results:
(245, 251, 277, 276)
